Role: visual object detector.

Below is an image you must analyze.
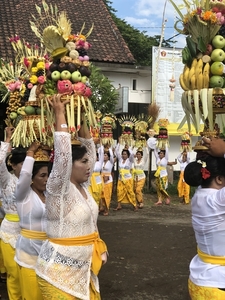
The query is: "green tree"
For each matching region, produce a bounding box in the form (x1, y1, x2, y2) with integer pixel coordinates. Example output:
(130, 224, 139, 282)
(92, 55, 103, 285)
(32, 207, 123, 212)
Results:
(89, 64, 119, 115)
(103, 0, 172, 66)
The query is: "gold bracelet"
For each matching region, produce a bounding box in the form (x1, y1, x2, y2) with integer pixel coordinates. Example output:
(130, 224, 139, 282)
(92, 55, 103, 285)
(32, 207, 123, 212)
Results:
(27, 150, 34, 154)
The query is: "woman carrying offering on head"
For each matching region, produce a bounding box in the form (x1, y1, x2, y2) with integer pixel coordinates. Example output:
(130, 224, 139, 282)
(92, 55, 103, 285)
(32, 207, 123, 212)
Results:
(133, 147, 148, 208)
(100, 147, 114, 216)
(153, 146, 170, 206)
(15, 141, 50, 300)
(114, 138, 138, 211)
(36, 94, 107, 300)
(184, 148, 225, 299)
(0, 127, 26, 300)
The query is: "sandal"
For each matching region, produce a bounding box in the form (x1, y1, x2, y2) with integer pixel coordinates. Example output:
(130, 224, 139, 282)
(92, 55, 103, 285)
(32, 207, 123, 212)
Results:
(133, 206, 138, 212)
(103, 212, 109, 216)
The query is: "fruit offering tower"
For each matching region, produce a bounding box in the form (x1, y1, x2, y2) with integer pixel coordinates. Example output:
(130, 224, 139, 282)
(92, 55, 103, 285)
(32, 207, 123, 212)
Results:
(156, 118, 170, 149)
(180, 132, 192, 152)
(170, 0, 225, 145)
(100, 113, 117, 146)
(118, 115, 137, 147)
(90, 110, 102, 144)
(0, 0, 97, 148)
(134, 114, 152, 148)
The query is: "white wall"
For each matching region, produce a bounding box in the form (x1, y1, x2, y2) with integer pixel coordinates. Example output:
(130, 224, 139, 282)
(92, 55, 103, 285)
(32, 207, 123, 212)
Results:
(103, 71, 152, 104)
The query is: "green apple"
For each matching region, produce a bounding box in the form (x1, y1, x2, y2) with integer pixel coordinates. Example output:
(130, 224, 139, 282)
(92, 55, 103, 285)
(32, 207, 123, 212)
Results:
(10, 111, 18, 119)
(212, 35, 225, 49)
(81, 76, 88, 83)
(24, 105, 36, 115)
(209, 75, 224, 88)
(60, 70, 72, 80)
(210, 48, 225, 62)
(71, 70, 81, 83)
(210, 61, 224, 75)
(17, 106, 26, 115)
(51, 70, 61, 81)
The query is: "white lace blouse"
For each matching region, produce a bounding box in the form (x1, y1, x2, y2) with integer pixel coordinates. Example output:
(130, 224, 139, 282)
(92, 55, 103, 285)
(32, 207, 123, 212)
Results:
(15, 156, 46, 269)
(0, 142, 20, 248)
(133, 147, 149, 180)
(36, 132, 100, 300)
(115, 144, 134, 180)
(102, 148, 114, 184)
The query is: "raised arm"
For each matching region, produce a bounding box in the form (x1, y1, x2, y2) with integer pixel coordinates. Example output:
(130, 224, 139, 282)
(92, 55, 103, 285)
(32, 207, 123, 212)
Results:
(0, 127, 15, 188)
(46, 95, 71, 195)
(143, 146, 149, 164)
(165, 146, 169, 161)
(98, 145, 104, 166)
(16, 141, 40, 202)
(128, 147, 134, 163)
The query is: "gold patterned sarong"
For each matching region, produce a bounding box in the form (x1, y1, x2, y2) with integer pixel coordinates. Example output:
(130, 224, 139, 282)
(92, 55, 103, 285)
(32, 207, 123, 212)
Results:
(177, 171, 190, 204)
(117, 178, 136, 206)
(101, 173, 113, 210)
(89, 172, 103, 205)
(133, 177, 145, 203)
(188, 279, 225, 300)
(38, 275, 101, 300)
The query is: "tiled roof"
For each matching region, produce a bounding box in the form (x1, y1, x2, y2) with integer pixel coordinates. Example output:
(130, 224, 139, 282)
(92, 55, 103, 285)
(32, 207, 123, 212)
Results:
(0, 0, 135, 65)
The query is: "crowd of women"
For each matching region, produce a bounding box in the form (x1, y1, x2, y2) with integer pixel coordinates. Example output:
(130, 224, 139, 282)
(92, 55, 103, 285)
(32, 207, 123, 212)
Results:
(3, 94, 225, 299)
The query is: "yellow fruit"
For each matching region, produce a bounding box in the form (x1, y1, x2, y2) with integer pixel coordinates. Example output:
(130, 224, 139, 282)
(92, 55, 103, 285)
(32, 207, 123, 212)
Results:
(203, 73, 209, 88)
(190, 74, 197, 90)
(183, 66, 190, 89)
(191, 58, 198, 69)
(188, 67, 196, 83)
(179, 74, 189, 91)
(196, 71, 203, 90)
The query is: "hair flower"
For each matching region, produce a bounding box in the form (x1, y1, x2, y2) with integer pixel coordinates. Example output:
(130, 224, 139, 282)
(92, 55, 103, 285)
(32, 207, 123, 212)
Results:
(201, 168, 211, 179)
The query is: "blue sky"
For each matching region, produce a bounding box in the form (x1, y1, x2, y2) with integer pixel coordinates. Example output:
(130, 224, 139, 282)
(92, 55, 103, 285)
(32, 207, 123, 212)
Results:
(110, 0, 186, 49)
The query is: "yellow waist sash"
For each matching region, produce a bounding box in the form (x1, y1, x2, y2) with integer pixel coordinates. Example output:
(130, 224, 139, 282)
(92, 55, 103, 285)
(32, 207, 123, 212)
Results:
(49, 232, 107, 276)
(5, 213, 20, 222)
(119, 169, 131, 183)
(20, 229, 47, 240)
(154, 166, 166, 178)
(197, 247, 225, 265)
(133, 169, 144, 178)
(90, 172, 102, 187)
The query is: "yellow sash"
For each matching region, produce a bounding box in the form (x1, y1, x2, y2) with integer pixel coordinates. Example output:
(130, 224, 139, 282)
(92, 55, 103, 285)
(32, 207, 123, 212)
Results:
(197, 247, 225, 265)
(5, 213, 20, 222)
(20, 229, 47, 240)
(132, 169, 144, 178)
(49, 232, 107, 276)
(119, 169, 131, 183)
(154, 166, 166, 178)
(90, 172, 102, 190)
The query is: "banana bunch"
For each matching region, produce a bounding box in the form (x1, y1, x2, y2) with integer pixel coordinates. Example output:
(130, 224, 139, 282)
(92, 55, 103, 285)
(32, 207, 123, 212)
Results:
(179, 58, 210, 91)
(43, 79, 57, 95)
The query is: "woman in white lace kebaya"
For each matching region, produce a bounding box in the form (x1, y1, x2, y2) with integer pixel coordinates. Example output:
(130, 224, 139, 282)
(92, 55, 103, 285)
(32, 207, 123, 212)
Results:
(36, 95, 107, 300)
(133, 147, 149, 208)
(89, 145, 104, 208)
(114, 140, 138, 211)
(15, 142, 50, 300)
(100, 147, 114, 216)
(0, 127, 26, 300)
